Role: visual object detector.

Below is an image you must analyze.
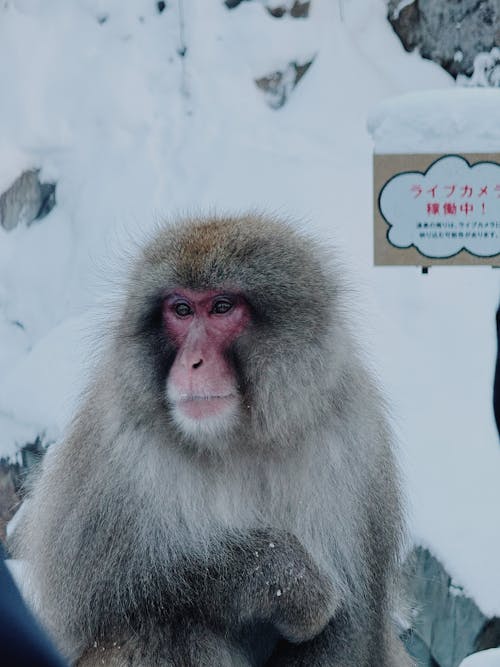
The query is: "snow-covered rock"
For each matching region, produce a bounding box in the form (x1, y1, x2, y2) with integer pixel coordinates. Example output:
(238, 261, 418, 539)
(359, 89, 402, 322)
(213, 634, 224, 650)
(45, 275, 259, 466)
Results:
(0, 170, 55, 231)
(459, 48, 500, 89)
(388, 0, 500, 78)
(225, 0, 310, 18)
(368, 88, 500, 154)
(404, 547, 488, 667)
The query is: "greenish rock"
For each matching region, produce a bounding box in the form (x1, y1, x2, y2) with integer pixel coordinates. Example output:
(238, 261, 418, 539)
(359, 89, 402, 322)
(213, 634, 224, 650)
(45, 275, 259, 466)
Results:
(403, 546, 488, 667)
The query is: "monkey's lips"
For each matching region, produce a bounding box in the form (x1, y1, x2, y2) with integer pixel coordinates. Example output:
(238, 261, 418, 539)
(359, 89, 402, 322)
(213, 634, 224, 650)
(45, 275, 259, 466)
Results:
(176, 394, 237, 420)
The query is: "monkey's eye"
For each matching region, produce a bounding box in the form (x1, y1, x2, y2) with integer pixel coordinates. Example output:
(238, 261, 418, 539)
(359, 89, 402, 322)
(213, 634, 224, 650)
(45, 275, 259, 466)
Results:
(212, 298, 233, 314)
(174, 302, 193, 317)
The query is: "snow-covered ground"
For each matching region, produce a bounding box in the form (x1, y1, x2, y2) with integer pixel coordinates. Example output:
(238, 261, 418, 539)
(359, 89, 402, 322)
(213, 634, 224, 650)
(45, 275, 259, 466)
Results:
(460, 648, 500, 667)
(1, 0, 499, 619)
(369, 88, 500, 154)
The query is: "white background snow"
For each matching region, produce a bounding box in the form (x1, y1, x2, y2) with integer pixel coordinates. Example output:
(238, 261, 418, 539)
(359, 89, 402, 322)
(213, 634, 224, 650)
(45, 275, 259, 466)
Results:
(1, 0, 499, 624)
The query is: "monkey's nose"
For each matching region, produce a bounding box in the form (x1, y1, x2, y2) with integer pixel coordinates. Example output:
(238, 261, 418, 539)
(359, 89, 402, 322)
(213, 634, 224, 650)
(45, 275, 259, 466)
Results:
(192, 359, 203, 369)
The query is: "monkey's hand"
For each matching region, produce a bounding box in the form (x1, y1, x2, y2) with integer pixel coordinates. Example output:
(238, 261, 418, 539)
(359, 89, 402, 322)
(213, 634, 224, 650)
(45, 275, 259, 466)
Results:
(229, 529, 338, 644)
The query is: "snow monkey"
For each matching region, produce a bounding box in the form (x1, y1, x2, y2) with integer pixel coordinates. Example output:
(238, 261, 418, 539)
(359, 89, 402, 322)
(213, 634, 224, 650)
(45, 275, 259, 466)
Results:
(11, 215, 413, 667)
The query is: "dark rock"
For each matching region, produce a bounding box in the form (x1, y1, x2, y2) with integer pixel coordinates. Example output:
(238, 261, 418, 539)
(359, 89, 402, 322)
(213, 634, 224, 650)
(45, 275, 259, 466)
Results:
(401, 628, 439, 666)
(289, 1, 310, 18)
(267, 1, 310, 18)
(0, 462, 20, 544)
(387, 0, 420, 52)
(403, 546, 492, 667)
(267, 5, 286, 17)
(0, 170, 56, 231)
(476, 617, 500, 652)
(387, 0, 500, 78)
(37, 182, 57, 220)
(0, 436, 48, 547)
(225, 0, 310, 17)
(20, 437, 46, 474)
(0, 171, 43, 231)
(255, 57, 314, 109)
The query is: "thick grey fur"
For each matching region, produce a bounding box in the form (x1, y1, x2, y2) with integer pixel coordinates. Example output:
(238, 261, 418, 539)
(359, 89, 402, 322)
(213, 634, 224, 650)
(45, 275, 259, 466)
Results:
(11, 215, 413, 666)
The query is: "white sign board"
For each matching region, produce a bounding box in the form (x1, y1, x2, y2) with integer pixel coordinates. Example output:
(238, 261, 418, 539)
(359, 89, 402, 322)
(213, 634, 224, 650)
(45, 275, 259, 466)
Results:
(374, 153, 500, 266)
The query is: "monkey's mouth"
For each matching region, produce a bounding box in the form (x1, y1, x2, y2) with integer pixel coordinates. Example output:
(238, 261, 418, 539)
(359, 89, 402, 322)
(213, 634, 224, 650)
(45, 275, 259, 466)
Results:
(176, 394, 237, 420)
(179, 394, 235, 401)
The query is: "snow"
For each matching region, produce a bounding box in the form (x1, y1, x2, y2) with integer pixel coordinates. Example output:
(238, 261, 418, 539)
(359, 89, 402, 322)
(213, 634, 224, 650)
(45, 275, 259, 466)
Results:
(0, 314, 95, 449)
(0, 0, 499, 620)
(459, 48, 500, 89)
(460, 649, 500, 667)
(368, 88, 500, 154)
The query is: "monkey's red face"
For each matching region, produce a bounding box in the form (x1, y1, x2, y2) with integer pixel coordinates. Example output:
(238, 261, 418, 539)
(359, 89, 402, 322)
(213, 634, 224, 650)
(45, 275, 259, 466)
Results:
(163, 289, 250, 439)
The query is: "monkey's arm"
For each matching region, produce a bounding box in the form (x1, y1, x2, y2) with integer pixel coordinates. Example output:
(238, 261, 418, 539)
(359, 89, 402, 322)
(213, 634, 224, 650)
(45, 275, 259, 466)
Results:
(172, 529, 338, 644)
(265, 616, 415, 667)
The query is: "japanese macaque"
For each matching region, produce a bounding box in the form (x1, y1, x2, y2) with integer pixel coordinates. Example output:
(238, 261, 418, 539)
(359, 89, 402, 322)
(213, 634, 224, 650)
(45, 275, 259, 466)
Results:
(11, 214, 413, 667)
